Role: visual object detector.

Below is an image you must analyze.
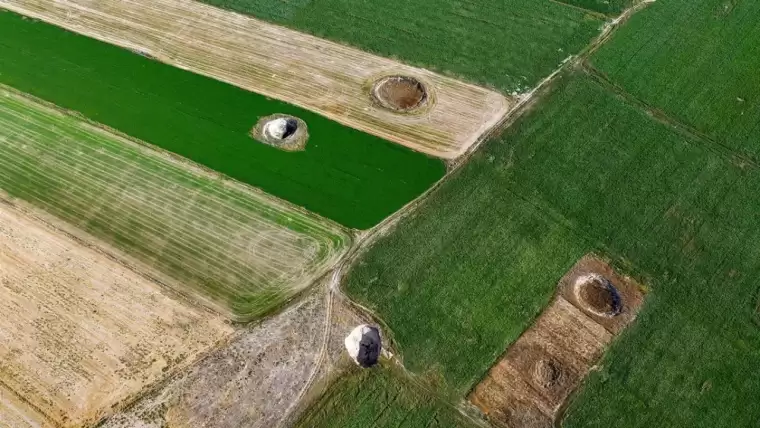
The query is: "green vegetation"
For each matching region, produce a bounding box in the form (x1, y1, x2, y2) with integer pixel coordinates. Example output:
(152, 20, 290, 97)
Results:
(0, 88, 351, 321)
(0, 11, 444, 229)
(344, 70, 760, 427)
(295, 366, 479, 427)
(592, 0, 760, 162)
(557, 0, 631, 15)
(201, 0, 603, 92)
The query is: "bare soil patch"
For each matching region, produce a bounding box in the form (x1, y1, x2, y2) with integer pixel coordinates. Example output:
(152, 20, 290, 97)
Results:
(103, 286, 365, 428)
(371, 76, 428, 112)
(468, 254, 645, 427)
(0, 0, 512, 159)
(0, 201, 233, 427)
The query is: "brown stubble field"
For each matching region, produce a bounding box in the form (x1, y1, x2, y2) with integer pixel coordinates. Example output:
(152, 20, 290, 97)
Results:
(0, 200, 234, 427)
(0, 0, 512, 159)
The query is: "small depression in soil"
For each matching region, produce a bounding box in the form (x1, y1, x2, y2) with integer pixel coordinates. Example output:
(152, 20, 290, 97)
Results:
(533, 359, 563, 389)
(577, 276, 622, 317)
(372, 76, 428, 112)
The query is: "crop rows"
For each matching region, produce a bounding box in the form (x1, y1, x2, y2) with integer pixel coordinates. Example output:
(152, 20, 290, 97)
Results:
(1, 0, 509, 160)
(342, 70, 760, 427)
(0, 88, 351, 320)
(0, 200, 233, 426)
(197, 0, 605, 92)
(0, 9, 444, 229)
(591, 0, 760, 161)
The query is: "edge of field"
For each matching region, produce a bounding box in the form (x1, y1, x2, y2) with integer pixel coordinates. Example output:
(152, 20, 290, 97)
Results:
(287, 1, 662, 426)
(0, 84, 354, 323)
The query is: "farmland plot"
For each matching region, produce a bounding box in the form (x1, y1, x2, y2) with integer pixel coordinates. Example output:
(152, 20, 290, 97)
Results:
(345, 73, 760, 426)
(0, 9, 445, 229)
(197, 0, 604, 92)
(0, 88, 350, 320)
(591, 0, 760, 161)
(0, 200, 233, 427)
(0, 0, 510, 160)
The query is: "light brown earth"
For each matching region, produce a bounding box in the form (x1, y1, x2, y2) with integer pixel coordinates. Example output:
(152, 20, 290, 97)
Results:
(469, 255, 644, 428)
(102, 284, 363, 428)
(0, 0, 512, 159)
(0, 383, 52, 428)
(0, 201, 234, 427)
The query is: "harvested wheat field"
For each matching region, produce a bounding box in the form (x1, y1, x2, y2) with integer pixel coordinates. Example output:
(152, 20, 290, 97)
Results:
(0, 88, 351, 321)
(0, 0, 510, 159)
(469, 255, 644, 427)
(0, 200, 234, 427)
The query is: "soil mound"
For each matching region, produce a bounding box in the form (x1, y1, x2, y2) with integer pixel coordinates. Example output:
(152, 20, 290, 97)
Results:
(344, 325, 382, 368)
(251, 114, 308, 151)
(372, 76, 427, 112)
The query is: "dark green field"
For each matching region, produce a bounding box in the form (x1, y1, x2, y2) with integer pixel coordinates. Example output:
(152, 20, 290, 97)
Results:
(591, 0, 760, 163)
(339, 67, 760, 426)
(558, 0, 632, 14)
(0, 11, 445, 229)
(201, 0, 603, 92)
(295, 366, 479, 427)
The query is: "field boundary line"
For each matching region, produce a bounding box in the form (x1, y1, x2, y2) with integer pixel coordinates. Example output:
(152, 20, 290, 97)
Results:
(582, 61, 760, 171)
(0, 0, 511, 159)
(547, 0, 610, 17)
(0, 378, 56, 427)
(327, 0, 659, 362)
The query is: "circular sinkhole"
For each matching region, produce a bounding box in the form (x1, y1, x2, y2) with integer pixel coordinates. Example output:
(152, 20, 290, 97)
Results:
(371, 75, 428, 112)
(533, 358, 564, 390)
(574, 274, 623, 317)
(251, 114, 308, 151)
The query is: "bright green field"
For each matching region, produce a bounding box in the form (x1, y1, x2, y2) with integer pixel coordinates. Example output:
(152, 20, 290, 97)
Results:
(295, 366, 479, 428)
(591, 0, 760, 163)
(200, 0, 603, 92)
(343, 70, 760, 427)
(0, 10, 444, 230)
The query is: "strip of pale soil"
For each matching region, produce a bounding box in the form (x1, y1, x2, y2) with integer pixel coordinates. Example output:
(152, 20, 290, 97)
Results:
(0, 87, 351, 321)
(0, 201, 234, 427)
(0, 0, 511, 159)
(103, 287, 363, 428)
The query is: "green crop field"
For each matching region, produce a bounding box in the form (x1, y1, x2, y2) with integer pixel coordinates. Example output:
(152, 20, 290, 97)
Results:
(295, 366, 479, 428)
(558, 0, 632, 15)
(200, 0, 603, 92)
(0, 87, 351, 321)
(591, 0, 760, 163)
(0, 10, 444, 230)
(341, 69, 760, 426)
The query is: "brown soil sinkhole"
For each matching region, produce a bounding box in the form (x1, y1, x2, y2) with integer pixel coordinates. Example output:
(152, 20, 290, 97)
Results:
(371, 75, 428, 112)
(533, 359, 563, 390)
(577, 276, 623, 317)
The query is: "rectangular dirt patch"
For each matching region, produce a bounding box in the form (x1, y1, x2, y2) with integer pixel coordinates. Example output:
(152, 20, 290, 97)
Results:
(468, 254, 644, 427)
